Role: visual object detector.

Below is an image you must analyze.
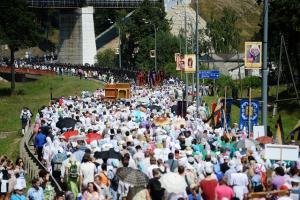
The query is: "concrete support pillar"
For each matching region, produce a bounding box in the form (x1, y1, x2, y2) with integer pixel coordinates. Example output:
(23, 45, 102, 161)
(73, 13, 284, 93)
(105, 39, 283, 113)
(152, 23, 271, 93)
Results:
(58, 7, 96, 65)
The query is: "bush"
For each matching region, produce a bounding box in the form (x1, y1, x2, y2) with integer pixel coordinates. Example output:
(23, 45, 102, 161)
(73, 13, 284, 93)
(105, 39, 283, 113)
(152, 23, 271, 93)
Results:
(242, 76, 262, 88)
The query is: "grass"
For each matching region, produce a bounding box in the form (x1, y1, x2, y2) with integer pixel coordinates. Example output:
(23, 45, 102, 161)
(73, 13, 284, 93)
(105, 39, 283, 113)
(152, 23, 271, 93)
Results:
(0, 76, 101, 159)
(202, 85, 300, 139)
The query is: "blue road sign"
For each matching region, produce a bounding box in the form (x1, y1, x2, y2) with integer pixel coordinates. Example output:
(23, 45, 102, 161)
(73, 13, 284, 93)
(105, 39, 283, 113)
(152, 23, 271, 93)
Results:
(199, 70, 220, 79)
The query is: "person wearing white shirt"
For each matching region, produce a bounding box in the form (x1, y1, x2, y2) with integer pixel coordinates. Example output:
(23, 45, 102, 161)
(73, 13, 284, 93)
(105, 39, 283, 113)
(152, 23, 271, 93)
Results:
(147, 157, 159, 179)
(80, 154, 96, 191)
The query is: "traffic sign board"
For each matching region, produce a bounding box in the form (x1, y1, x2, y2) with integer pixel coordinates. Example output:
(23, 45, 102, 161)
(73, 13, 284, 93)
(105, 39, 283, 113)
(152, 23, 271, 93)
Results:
(199, 70, 220, 79)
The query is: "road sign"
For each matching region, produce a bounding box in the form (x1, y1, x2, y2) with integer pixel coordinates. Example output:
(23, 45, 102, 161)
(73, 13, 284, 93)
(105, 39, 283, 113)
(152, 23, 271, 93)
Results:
(199, 70, 220, 79)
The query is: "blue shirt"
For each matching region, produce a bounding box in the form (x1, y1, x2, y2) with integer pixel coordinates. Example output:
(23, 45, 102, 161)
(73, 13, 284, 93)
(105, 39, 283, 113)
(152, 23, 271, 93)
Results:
(11, 194, 26, 200)
(188, 193, 201, 200)
(27, 187, 44, 200)
(34, 133, 46, 148)
(73, 150, 85, 162)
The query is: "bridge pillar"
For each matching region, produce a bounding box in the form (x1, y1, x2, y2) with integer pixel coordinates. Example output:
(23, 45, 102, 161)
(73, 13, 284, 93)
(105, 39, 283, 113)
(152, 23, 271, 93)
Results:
(58, 7, 96, 65)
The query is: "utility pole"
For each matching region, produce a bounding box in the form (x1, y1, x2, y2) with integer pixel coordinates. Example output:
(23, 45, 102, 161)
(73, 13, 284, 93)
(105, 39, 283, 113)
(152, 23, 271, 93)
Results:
(262, 0, 269, 135)
(196, 0, 200, 116)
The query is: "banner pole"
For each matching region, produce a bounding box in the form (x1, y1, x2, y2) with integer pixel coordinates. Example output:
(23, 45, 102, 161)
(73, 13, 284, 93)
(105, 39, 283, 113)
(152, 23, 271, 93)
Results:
(248, 87, 252, 137)
(224, 86, 227, 131)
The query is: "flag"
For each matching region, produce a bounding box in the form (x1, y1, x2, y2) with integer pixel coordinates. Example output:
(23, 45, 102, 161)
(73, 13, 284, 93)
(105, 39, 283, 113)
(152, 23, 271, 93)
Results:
(276, 115, 284, 144)
(211, 98, 222, 127)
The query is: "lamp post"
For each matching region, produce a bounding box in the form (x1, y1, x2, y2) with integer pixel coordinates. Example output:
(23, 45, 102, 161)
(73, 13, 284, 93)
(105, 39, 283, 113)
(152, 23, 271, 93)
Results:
(196, 0, 200, 117)
(262, 0, 269, 135)
(108, 19, 122, 69)
(143, 19, 157, 72)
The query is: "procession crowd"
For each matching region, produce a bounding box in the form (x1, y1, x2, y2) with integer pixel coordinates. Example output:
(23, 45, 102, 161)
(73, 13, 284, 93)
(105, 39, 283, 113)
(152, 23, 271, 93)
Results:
(0, 72, 299, 200)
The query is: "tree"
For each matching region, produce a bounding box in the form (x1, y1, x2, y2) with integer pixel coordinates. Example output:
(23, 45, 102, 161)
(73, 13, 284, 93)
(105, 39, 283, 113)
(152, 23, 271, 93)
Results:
(96, 49, 117, 68)
(121, 0, 170, 68)
(266, 0, 300, 81)
(207, 7, 240, 53)
(0, 0, 42, 92)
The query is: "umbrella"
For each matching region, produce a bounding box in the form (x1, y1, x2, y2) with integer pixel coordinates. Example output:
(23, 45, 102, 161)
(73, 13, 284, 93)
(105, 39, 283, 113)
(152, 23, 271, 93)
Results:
(85, 133, 101, 144)
(256, 136, 274, 144)
(62, 130, 79, 141)
(235, 138, 256, 149)
(56, 117, 76, 129)
(159, 172, 187, 194)
(148, 105, 162, 111)
(154, 117, 171, 126)
(96, 148, 122, 160)
(69, 135, 86, 142)
(116, 167, 148, 187)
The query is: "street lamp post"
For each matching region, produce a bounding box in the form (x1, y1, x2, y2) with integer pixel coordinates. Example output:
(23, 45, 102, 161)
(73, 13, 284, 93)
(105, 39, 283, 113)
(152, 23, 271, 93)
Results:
(143, 19, 157, 71)
(262, 0, 269, 135)
(196, 0, 200, 117)
(108, 19, 122, 69)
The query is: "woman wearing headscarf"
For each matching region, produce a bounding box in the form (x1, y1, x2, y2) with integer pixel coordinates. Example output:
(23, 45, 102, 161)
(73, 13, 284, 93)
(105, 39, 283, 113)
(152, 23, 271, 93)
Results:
(42, 137, 54, 172)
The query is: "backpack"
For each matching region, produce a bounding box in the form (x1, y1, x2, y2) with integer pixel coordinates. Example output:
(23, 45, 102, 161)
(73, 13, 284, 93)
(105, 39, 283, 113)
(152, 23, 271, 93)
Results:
(1, 168, 9, 180)
(68, 162, 78, 179)
(21, 112, 29, 122)
(52, 153, 65, 171)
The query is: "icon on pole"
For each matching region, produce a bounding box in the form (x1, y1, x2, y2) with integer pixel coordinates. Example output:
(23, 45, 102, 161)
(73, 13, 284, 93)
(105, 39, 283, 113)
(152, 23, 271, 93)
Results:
(150, 50, 156, 58)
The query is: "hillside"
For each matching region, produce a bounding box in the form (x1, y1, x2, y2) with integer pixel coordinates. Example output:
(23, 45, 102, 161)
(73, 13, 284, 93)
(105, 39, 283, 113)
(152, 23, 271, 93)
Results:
(198, 0, 262, 41)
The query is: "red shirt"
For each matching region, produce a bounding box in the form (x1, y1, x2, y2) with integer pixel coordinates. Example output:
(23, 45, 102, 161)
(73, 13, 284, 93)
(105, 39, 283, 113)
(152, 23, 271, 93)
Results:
(199, 179, 218, 200)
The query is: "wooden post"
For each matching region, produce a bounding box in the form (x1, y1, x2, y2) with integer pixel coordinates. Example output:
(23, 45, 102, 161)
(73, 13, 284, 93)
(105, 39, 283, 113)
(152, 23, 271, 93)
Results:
(248, 87, 252, 136)
(224, 86, 227, 130)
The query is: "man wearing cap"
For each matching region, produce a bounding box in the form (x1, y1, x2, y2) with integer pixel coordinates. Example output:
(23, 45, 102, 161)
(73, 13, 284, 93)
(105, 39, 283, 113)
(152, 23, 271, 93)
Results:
(199, 165, 218, 200)
(11, 183, 26, 200)
(290, 178, 300, 200)
(228, 165, 249, 200)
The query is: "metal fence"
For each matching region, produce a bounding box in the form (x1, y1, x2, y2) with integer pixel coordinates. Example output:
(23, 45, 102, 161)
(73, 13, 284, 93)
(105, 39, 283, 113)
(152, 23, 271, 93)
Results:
(27, 0, 161, 8)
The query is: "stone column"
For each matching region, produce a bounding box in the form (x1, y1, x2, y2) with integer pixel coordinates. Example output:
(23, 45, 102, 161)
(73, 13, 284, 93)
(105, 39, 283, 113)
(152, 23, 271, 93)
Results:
(58, 7, 96, 65)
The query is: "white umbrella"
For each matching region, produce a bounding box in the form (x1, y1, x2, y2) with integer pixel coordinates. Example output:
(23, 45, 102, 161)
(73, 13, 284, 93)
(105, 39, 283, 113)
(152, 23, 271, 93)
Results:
(159, 172, 187, 194)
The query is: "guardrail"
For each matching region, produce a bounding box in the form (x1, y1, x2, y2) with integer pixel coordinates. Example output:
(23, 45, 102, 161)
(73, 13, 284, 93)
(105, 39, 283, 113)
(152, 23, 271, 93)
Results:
(20, 125, 63, 192)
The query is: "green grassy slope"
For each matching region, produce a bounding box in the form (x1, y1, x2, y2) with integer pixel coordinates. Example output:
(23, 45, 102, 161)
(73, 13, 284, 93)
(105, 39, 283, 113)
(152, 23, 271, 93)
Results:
(0, 76, 101, 159)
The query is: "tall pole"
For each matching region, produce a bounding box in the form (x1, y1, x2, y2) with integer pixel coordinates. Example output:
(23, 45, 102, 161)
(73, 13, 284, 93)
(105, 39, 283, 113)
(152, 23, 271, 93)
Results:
(184, 3, 188, 99)
(196, 0, 200, 116)
(118, 27, 122, 69)
(248, 87, 252, 136)
(154, 24, 157, 72)
(262, 0, 269, 135)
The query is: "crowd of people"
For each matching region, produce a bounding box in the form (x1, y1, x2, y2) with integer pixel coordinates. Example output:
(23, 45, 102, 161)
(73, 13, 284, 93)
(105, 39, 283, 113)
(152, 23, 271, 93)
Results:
(5, 79, 297, 200)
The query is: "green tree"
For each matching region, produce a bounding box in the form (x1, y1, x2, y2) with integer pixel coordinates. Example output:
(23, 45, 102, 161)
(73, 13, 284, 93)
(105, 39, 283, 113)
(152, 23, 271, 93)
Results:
(96, 49, 117, 68)
(121, 0, 170, 68)
(266, 0, 300, 81)
(207, 7, 240, 53)
(0, 0, 42, 92)
(135, 32, 179, 70)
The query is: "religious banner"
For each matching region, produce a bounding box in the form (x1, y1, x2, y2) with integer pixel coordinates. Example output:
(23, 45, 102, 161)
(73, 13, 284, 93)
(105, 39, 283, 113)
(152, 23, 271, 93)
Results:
(150, 50, 155, 58)
(184, 54, 196, 73)
(176, 54, 185, 71)
(244, 42, 262, 69)
(239, 99, 260, 132)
